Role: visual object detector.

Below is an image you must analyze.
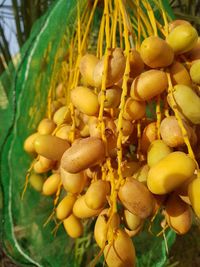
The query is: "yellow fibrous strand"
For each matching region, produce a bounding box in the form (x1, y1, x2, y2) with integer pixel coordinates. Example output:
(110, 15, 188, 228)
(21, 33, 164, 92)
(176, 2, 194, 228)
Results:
(142, 0, 158, 36)
(156, 95, 161, 139)
(137, 121, 142, 160)
(98, 0, 111, 145)
(116, 0, 130, 189)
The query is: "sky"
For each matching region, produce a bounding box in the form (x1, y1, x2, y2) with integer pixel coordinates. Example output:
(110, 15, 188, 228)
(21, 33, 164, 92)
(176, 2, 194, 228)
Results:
(1, 0, 20, 56)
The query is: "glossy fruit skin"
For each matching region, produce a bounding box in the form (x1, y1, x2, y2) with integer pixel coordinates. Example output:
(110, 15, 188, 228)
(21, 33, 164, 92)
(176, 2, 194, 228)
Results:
(147, 151, 196, 195)
(129, 49, 144, 78)
(79, 54, 99, 86)
(37, 118, 56, 135)
(24, 132, 40, 154)
(186, 37, 200, 61)
(141, 122, 157, 153)
(130, 70, 168, 101)
(123, 98, 146, 121)
(118, 177, 155, 219)
(73, 195, 102, 218)
(53, 106, 71, 125)
(170, 61, 191, 86)
(176, 175, 196, 205)
(56, 194, 76, 220)
(94, 209, 120, 248)
(71, 86, 99, 116)
(42, 173, 61, 196)
(61, 137, 105, 173)
(140, 36, 174, 68)
(104, 229, 136, 267)
(29, 173, 44, 192)
(63, 214, 83, 238)
(147, 140, 172, 167)
(166, 24, 198, 54)
(98, 87, 121, 108)
(165, 193, 192, 235)
(160, 116, 192, 147)
(93, 48, 126, 88)
(168, 19, 191, 32)
(84, 180, 110, 210)
(34, 135, 70, 160)
(124, 209, 143, 231)
(188, 178, 200, 218)
(133, 164, 150, 185)
(33, 156, 55, 174)
(173, 84, 200, 124)
(190, 60, 200, 84)
(60, 167, 87, 194)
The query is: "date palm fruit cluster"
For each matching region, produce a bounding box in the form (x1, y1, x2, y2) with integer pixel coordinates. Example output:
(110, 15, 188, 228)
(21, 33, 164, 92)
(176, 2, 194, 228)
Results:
(24, 1, 200, 266)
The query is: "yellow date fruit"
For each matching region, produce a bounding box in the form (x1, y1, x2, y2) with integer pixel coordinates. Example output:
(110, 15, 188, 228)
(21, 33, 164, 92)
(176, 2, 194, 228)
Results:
(165, 193, 192, 234)
(117, 119, 134, 137)
(55, 83, 64, 98)
(188, 177, 200, 218)
(29, 173, 44, 192)
(94, 209, 120, 248)
(170, 61, 191, 86)
(129, 49, 144, 78)
(53, 106, 71, 125)
(93, 48, 126, 88)
(160, 116, 192, 147)
(124, 223, 143, 238)
(123, 209, 143, 231)
(98, 86, 121, 108)
(104, 229, 136, 267)
(141, 122, 157, 153)
(42, 173, 61, 196)
(147, 140, 172, 167)
(63, 214, 83, 238)
(85, 180, 110, 210)
(123, 97, 146, 121)
(118, 178, 155, 218)
(24, 132, 40, 154)
(130, 70, 168, 101)
(168, 19, 191, 32)
(79, 54, 99, 86)
(37, 118, 56, 135)
(33, 156, 55, 173)
(61, 137, 105, 173)
(173, 84, 200, 124)
(121, 160, 141, 177)
(60, 167, 87, 194)
(73, 195, 102, 218)
(186, 37, 200, 61)
(56, 194, 77, 220)
(55, 124, 72, 141)
(34, 135, 70, 160)
(190, 59, 200, 84)
(133, 164, 150, 185)
(71, 86, 99, 116)
(166, 24, 198, 54)
(147, 151, 196, 194)
(176, 175, 196, 205)
(140, 36, 174, 68)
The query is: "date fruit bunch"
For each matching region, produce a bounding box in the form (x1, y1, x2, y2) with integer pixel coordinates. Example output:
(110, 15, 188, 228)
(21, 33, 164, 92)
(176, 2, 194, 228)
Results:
(24, 1, 200, 266)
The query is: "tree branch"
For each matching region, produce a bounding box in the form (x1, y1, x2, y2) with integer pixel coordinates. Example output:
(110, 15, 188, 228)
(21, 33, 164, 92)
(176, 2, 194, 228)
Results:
(12, 0, 24, 47)
(0, 23, 12, 63)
